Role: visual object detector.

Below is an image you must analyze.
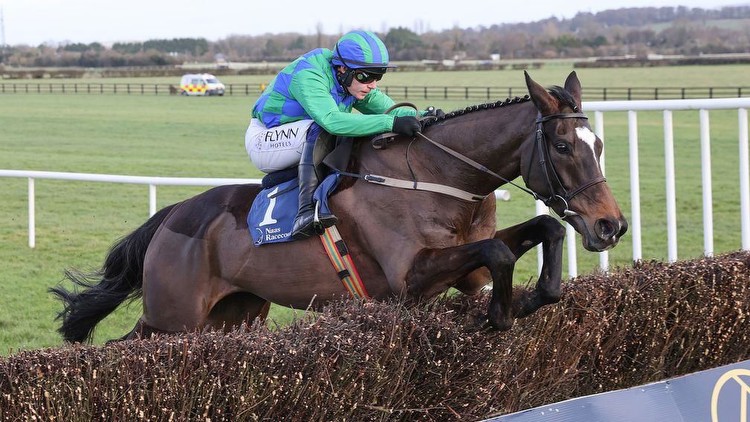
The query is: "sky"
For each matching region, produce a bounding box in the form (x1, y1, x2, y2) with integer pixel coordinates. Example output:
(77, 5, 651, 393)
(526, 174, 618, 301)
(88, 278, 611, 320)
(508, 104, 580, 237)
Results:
(0, 0, 743, 46)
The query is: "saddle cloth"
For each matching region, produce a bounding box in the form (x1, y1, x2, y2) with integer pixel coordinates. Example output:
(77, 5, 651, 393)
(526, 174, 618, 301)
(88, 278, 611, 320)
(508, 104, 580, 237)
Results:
(247, 173, 339, 246)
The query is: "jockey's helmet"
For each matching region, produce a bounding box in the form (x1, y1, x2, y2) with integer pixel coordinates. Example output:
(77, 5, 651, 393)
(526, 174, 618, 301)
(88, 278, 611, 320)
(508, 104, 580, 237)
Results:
(332, 30, 396, 81)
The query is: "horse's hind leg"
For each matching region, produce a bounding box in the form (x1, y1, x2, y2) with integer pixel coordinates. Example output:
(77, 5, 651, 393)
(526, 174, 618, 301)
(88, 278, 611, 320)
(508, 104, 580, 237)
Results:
(110, 293, 270, 343)
(107, 318, 175, 343)
(206, 292, 271, 332)
(493, 215, 566, 318)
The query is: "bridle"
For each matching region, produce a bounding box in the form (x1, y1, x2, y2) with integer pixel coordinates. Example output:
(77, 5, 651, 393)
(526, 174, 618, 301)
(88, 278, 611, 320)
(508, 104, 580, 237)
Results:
(406, 110, 606, 218)
(526, 112, 607, 218)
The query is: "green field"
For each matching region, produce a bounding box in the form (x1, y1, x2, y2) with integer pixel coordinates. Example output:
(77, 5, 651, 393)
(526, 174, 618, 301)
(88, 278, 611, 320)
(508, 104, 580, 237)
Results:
(1, 65, 749, 355)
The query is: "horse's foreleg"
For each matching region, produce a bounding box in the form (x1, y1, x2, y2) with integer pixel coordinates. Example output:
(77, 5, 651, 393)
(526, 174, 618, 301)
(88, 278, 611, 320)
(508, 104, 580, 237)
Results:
(494, 215, 566, 318)
(406, 239, 516, 330)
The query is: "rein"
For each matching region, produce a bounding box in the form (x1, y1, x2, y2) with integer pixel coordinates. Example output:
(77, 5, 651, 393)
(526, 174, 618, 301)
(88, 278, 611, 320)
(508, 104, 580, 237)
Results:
(333, 103, 606, 215)
(413, 111, 606, 217)
(333, 103, 489, 202)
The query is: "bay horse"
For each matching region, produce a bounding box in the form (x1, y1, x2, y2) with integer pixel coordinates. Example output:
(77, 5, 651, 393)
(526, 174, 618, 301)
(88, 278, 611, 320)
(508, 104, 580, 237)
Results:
(51, 71, 627, 343)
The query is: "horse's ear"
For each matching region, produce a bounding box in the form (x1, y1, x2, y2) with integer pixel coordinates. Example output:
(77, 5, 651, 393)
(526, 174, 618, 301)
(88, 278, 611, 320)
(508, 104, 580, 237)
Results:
(564, 71, 583, 109)
(525, 70, 558, 115)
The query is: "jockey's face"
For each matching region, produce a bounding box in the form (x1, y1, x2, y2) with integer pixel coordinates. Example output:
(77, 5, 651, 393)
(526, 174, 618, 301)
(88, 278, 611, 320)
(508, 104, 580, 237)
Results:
(337, 67, 379, 100)
(347, 75, 377, 100)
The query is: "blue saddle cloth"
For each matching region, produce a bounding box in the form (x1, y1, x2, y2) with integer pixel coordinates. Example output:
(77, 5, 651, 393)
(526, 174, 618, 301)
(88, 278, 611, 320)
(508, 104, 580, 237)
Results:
(248, 173, 339, 246)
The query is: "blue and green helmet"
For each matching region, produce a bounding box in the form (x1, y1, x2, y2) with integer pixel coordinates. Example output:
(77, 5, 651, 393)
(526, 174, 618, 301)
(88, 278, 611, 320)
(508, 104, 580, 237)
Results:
(332, 30, 396, 73)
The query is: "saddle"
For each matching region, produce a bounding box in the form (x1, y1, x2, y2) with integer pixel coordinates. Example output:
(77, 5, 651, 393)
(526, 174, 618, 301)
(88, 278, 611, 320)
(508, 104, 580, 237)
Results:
(249, 135, 353, 246)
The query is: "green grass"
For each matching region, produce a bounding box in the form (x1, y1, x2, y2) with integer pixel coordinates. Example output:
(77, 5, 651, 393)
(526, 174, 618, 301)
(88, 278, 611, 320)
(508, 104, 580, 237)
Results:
(1, 65, 748, 354)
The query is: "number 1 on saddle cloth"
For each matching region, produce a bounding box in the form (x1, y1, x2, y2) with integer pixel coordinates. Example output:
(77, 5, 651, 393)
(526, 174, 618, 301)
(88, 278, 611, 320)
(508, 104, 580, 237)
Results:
(247, 173, 340, 246)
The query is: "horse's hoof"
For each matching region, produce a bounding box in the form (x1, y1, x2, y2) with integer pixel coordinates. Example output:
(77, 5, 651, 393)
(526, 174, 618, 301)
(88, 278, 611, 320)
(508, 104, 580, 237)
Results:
(489, 318, 514, 331)
(511, 287, 534, 318)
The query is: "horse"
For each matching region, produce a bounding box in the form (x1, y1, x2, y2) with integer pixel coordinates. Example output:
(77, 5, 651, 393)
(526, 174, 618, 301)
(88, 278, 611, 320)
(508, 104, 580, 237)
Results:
(51, 71, 628, 343)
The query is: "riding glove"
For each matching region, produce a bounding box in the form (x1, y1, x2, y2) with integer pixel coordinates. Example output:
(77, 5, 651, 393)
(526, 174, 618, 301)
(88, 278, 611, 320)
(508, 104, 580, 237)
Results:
(392, 116, 421, 137)
(424, 106, 445, 118)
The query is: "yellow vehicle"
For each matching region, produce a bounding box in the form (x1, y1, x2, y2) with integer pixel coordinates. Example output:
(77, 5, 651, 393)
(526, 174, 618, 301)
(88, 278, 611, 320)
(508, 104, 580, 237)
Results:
(179, 73, 226, 96)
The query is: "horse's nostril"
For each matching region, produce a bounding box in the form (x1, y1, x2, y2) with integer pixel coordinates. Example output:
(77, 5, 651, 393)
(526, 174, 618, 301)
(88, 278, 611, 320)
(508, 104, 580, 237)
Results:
(595, 218, 617, 240)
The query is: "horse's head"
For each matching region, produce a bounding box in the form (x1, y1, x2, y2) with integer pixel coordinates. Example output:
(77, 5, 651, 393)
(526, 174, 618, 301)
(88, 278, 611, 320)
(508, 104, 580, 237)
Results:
(521, 71, 628, 252)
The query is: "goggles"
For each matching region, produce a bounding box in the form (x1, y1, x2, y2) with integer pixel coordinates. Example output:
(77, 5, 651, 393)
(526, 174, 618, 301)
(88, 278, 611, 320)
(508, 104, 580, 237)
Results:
(353, 68, 386, 84)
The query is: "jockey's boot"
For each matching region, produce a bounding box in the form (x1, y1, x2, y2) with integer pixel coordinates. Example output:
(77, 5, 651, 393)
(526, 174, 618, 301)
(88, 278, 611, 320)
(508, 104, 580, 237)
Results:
(291, 141, 337, 240)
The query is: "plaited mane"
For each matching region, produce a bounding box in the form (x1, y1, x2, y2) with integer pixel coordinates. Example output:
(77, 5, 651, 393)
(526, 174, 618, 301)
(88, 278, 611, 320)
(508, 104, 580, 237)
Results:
(422, 95, 531, 129)
(422, 84, 580, 130)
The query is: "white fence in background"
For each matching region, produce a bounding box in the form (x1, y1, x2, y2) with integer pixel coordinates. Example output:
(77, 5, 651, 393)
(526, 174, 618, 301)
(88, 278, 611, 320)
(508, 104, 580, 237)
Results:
(552, 97, 750, 278)
(2, 98, 749, 277)
(0, 171, 259, 248)
(0, 169, 509, 250)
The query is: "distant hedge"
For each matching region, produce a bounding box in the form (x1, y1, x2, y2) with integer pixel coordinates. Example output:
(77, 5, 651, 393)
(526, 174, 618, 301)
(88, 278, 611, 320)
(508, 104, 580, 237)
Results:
(1, 252, 749, 420)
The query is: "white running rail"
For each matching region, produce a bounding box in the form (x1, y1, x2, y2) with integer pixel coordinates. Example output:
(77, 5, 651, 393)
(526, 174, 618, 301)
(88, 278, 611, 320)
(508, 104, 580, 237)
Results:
(0, 169, 510, 249)
(533, 98, 750, 276)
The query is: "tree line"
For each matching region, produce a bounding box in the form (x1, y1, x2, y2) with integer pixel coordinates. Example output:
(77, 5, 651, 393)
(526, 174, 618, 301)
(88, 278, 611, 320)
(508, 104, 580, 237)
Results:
(2, 5, 750, 68)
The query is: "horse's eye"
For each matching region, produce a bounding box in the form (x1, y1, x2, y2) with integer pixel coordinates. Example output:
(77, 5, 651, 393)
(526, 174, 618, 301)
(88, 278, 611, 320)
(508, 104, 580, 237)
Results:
(554, 142, 570, 154)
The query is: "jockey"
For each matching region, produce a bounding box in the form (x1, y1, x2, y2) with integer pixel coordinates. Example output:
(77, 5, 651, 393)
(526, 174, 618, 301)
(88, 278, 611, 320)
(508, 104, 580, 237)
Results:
(246, 30, 437, 240)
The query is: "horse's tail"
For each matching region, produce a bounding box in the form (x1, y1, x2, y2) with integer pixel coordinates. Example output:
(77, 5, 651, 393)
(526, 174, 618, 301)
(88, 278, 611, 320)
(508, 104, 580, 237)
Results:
(49, 204, 177, 343)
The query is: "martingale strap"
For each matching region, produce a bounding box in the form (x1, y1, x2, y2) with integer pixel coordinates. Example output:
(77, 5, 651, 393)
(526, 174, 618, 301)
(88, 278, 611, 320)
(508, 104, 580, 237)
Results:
(319, 225, 370, 299)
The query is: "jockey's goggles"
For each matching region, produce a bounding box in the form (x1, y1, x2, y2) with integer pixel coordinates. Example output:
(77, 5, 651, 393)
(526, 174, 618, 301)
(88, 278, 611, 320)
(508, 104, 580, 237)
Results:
(353, 68, 386, 84)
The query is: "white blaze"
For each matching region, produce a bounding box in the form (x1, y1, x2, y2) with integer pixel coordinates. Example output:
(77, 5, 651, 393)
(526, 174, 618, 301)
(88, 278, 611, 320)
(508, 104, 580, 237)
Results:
(575, 126, 599, 165)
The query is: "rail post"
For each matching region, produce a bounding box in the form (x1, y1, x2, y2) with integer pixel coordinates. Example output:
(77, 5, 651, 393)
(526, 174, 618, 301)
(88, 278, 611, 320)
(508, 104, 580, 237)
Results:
(700, 109, 714, 256)
(740, 108, 750, 250)
(28, 178, 35, 249)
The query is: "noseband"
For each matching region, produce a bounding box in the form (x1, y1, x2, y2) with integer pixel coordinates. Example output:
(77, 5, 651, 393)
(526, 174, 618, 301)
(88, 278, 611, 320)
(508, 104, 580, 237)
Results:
(529, 113, 607, 218)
